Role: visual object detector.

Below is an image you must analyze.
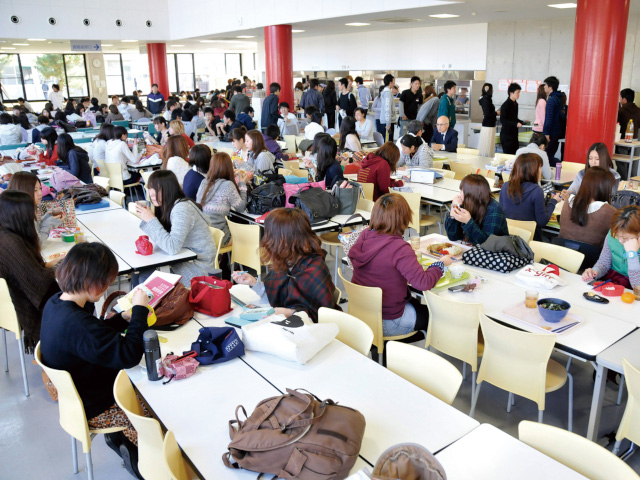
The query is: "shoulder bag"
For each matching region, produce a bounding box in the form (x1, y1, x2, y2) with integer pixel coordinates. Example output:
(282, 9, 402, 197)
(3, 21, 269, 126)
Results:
(331, 180, 363, 215)
(247, 182, 286, 215)
(291, 186, 340, 225)
(189, 276, 233, 317)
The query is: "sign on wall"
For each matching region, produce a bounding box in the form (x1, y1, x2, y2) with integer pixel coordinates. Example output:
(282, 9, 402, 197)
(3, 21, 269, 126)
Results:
(498, 79, 542, 92)
(70, 40, 102, 52)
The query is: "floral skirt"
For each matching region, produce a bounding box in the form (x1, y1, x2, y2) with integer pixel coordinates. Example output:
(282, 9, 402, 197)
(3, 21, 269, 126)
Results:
(87, 400, 151, 445)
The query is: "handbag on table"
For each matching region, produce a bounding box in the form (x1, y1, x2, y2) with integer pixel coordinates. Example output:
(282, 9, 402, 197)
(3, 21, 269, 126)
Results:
(159, 352, 199, 384)
(331, 180, 363, 215)
(190, 326, 245, 365)
(290, 186, 340, 225)
(283, 180, 325, 208)
(189, 276, 233, 317)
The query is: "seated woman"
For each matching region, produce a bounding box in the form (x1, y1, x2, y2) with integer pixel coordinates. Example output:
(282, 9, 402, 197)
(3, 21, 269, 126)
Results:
(183, 144, 211, 201)
(161, 135, 191, 186)
(559, 166, 617, 248)
(357, 142, 404, 200)
(354, 107, 374, 141)
(339, 116, 362, 152)
(499, 153, 561, 241)
(445, 173, 509, 244)
(232, 208, 336, 322)
(105, 104, 124, 124)
(19, 113, 41, 144)
(40, 126, 59, 166)
(89, 123, 115, 173)
(0, 190, 60, 353)
(105, 126, 141, 185)
(196, 152, 248, 245)
(245, 129, 276, 173)
(230, 126, 248, 164)
(56, 133, 93, 184)
(263, 124, 286, 163)
(168, 119, 195, 148)
(349, 193, 451, 336)
(310, 134, 345, 189)
(563, 142, 621, 198)
(515, 133, 551, 180)
(40, 242, 149, 477)
(130, 100, 152, 121)
(583, 205, 640, 290)
(135, 170, 217, 287)
(398, 134, 434, 169)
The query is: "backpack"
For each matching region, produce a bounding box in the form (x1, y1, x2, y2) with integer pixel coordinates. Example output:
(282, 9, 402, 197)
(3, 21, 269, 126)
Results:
(372, 444, 446, 480)
(253, 169, 286, 187)
(222, 388, 366, 480)
(611, 190, 640, 209)
(247, 182, 286, 215)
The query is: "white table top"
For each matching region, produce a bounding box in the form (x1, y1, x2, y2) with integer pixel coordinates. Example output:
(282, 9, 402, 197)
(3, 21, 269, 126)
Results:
(75, 198, 122, 215)
(402, 181, 459, 204)
(435, 424, 588, 480)
(596, 329, 640, 374)
(77, 208, 196, 271)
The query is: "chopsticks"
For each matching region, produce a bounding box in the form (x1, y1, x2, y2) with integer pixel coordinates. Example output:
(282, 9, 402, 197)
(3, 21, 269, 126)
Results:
(592, 279, 613, 290)
(551, 321, 580, 333)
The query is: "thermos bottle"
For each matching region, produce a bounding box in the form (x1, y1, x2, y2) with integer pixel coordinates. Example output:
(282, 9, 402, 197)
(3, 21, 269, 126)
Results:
(143, 330, 162, 381)
(555, 161, 562, 181)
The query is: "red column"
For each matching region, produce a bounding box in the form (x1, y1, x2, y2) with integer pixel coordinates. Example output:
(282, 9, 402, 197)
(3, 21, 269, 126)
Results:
(564, 0, 629, 164)
(264, 25, 293, 109)
(147, 43, 170, 99)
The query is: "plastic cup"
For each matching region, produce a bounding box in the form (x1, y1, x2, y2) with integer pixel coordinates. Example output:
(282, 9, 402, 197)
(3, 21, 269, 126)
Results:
(410, 237, 421, 250)
(525, 290, 539, 309)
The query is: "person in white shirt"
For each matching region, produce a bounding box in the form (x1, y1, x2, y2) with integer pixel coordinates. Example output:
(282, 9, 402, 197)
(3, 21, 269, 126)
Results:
(354, 107, 373, 141)
(89, 123, 115, 172)
(105, 125, 140, 184)
(118, 98, 132, 121)
(17, 98, 34, 113)
(515, 134, 552, 180)
(277, 102, 299, 136)
(0, 113, 22, 145)
(303, 106, 324, 140)
(163, 100, 179, 122)
(48, 84, 65, 111)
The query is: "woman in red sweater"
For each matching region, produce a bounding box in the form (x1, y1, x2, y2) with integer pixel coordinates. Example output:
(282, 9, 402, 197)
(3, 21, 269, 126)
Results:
(40, 127, 59, 166)
(357, 142, 404, 200)
(349, 193, 452, 336)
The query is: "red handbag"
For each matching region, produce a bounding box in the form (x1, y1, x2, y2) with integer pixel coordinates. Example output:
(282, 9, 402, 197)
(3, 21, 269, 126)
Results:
(189, 276, 233, 317)
(135, 235, 153, 256)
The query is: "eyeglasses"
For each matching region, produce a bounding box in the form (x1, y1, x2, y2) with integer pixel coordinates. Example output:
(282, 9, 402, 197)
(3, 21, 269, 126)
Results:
(436, 123, 448, 127)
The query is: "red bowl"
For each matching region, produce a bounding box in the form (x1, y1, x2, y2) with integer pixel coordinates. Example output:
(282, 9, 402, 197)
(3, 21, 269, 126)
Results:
(594, 283, 625, 297)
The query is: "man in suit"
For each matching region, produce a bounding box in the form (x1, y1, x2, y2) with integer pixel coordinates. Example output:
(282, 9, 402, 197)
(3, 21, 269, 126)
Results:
(430, 116, 458, 152)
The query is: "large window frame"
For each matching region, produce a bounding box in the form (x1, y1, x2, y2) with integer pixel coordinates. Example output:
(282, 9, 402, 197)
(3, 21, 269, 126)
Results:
(104, 53, 126, 97)
(0, 53, 90, 102)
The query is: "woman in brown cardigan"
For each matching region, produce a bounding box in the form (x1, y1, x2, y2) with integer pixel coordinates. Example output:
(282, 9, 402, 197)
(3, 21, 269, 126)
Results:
(559, 166, 617, 249)
(0, 191, 59, 353)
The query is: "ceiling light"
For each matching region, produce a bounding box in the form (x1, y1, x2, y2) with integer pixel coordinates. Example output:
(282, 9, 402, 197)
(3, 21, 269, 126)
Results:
(292, 29, 305, 33)
(170, 44, 184, 47)
(236, 35, 255, 39)
(429, 14, 460, 18)
(121, 39, 138, 42)
(345, 22, 370, 26)
(27, 38, 46, 41)
(12, 43, 29, 46)
(1, 47, 16, 50)
(200, 40, 216, 43)
(548, 3, 577, 8)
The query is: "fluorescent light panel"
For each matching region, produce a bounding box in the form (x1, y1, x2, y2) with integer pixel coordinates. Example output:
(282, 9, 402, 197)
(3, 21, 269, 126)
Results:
(548, 3, 577, 8)
(345, 22, 370, 26)
(429, 13, 460, 18)
(13, 43, 29, 46)
(236, 35, 255, 38)
(121, 39, 138, 42)
(292, 29, 305, 33)
(170, 44, 184, 47)
(27, 38, 46, 41)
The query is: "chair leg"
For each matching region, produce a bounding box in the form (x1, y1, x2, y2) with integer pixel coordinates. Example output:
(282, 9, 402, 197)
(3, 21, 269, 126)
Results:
(3, 328, 7, 373)
(566, 357, 572, 370)
(71, 437, 78, 474)
(507, 392, 514, 413)
(617, 374, 625, 405)
(334, 246, 340, 283)
(568, 371, 574, 432)
(17, 335, 29, 397)
(538, 410, 544, 423)
(613, 440, 622, 456)
(471, 371, 476, 401)
(462, 362, 467, 381)
(469, 381, 482, 418)
(86, 450, 94, 480)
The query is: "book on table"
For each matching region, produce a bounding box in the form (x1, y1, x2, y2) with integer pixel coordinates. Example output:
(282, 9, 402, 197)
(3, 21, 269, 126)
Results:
(115, 271, 181, 312)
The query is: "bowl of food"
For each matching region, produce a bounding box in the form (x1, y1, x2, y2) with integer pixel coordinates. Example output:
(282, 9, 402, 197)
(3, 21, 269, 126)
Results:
(426, 242, 462, 257)
(537, 298, 571, 323)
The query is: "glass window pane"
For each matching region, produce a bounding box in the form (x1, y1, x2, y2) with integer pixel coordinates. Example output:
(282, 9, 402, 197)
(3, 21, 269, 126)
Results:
(122, 53, 150, 96)
(0, 54, 24, 100)
(20, 53, 64, 101)
(225, 53, 241, 78)
(167, 54, 177, 93)
(194, 53, 226, 94)
(64, 55, 88, 97)
(176, 54, 194, 92)
(104, 54, 124, 96)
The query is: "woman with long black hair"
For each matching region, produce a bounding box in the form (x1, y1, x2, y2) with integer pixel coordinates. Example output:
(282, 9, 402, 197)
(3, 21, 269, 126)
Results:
(56, 133, 92, 183)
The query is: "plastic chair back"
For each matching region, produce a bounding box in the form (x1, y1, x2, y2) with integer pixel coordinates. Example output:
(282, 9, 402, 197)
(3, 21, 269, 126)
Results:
(283, 135, 297, 154)
(519, 421, 639, 480)
(109, 190, 126, 207)
(478, 314, 555, 410)
(294, 135, 305, 152)
(112, 120, 130, 128)
(552, 237, 600, 271)
(560, 161, 585, 173)
(395, 191, 422, 233)
(278, 168, 292, 176)
(457, 148, 480, 156)
(616, 359, 640, 448)
(449, 162, 473, 180)
(508, 225, 532, 244)
(226, 219, 261, 273)
(530, 240, 584, 273)
(209, 226, 230, 270)
(361, 183, 374, 201)
(114, 371, 170, 480)
(282, 160, 300, 171)
(425, 292, 483, 372)
(506, 219, 536, 241)
(387, 341, 463, 405)
(373, 131, 385, 147)
(104, 163, 125, 191)
(432, 160, 444, 169)
(216, 147, 234, 156)
(147, 123, 159, 136)
(95, 159, 107, 176)
(431, 168, 455, 179)
(356, 198, 374, 212)
(163, 431, 190, 480)
(0, 279, 20, 340)
(496, 153, 516, 164)
(318, 307, 373, 356)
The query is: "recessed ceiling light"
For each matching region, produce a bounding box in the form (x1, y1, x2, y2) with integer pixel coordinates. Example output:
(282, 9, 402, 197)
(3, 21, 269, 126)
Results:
(236, 35, 255, 39)
(548, 3, 577, 8)
(121, 39, 138, 43)
(12, 43, 29, 46)
(27, 38, 46, 41)
(292, 29, 305, 33)
(1, 47, 16, 50)
(429, 14, 460, 18)
(495, 9, 506, 12)
(345, 22, 370, 26)
(170, 44, 184, 47)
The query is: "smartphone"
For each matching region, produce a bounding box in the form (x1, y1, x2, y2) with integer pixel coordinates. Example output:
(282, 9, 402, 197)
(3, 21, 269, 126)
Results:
(448, 284, 467, 292)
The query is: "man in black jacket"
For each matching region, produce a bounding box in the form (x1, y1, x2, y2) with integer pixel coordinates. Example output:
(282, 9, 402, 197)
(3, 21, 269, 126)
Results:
(500, 83, 523, 155)
(337, 78, 357, 127)
(261, 82, 281, 129)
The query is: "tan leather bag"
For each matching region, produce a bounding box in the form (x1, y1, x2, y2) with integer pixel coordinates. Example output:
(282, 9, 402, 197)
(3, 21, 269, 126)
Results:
(372, 444, 447, 480)
(223, 388, 366, 480)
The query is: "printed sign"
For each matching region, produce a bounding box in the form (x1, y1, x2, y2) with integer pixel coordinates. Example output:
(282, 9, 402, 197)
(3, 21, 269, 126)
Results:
(70, 40, 101, 52)
(526, 80, 541, 93)
(498, 79, 510, 91)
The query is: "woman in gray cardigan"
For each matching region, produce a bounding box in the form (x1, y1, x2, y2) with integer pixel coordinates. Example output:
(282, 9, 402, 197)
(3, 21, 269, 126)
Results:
(135, 170, 217, 286)
(245, 129, 276, 173)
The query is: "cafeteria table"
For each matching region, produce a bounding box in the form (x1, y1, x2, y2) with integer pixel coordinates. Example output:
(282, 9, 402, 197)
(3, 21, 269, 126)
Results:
(74, 198, 123, 215)
(229, 209, 371, 234)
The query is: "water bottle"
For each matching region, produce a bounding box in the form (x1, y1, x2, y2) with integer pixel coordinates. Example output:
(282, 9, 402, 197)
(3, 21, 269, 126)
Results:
(143, 330, 162, 381)
(555, 161, 562, 181)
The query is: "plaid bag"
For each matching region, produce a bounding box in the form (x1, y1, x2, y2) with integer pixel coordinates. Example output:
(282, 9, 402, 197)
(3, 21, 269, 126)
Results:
(37, 199, 76, 229)
(462, 245, 531, 273)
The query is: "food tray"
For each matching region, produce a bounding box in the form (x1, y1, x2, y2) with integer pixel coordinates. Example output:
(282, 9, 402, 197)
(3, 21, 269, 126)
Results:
(503, 302, 583, 334)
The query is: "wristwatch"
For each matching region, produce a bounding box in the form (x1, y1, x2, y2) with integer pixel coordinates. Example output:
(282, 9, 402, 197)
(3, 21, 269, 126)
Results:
(627, 251, 638, 259)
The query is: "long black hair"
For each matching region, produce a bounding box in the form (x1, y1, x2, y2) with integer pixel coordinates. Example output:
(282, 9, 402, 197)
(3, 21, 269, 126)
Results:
(339, 116, 359, 150)
(94, 122, 115, 142)
(146, 170, 191, 231)
(315, 134, 339, 182)
(40, 127, 58, 158)
(0, 190, 42, 264)
(56, 133, 85, 164)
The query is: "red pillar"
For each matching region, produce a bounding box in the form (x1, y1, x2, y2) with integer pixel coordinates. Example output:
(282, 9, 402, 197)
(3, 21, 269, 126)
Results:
(147, 43, 170, 99)
(564, 0, 629, 164)
(264, 25, 293, 109)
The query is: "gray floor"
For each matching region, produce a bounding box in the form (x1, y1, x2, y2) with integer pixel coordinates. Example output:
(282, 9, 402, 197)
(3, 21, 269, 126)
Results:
(2, 231, 640, 479)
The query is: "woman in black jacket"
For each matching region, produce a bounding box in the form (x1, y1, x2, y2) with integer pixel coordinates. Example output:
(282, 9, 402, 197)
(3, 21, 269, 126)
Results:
(478, 83, 497, 157)
(323, 81, 339, 130)
(499, 83, 524, 155)
(56, 133, 93, 183)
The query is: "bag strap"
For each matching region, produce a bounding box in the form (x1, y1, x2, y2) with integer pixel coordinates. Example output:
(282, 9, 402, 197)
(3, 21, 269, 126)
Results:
(100, 290, 127, 320)
(338, 213, 364, 227)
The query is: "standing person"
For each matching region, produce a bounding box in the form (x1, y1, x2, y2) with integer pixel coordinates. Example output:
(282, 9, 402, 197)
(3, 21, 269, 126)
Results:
(147, 83, 165, 115)
(379, 74, 398, 141)
(478, 83, 498, 157)
(56, 133, 92, 183)
(41, 81, 49, 100)
(105, 126, 141, 185)
(618, 88, 640, 139)
(337, 78, 357, 126)
(229, 85, 250, 114)
(260, 82, 281, 129)
(300, 79, 325, 113)
(499, 83, 523, 155)
(354, 107, 374, 141)
(371, 85, 385, 139)
(438, 80, 457, 129)
(533, 84, 546, 135)
(48, 84, 65, 111)
(416, 85, 439, 144)
(399, 76, 423, 124)
(294, 82, 304, 110)
(542, 76, 565, 165)
(322, 80, 338, 130)
(355, 77, 371, 114)
(161, 135, 191, 186)
(346, 75, 360, 109)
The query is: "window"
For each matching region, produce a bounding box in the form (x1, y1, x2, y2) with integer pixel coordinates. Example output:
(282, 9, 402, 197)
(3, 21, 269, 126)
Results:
(104, 54, 124, 97)
(194, 53, 226, 94)
(225, 53, 242, 79)
(0, 54, 25, 100)
(122, 53, 150, 96)
(177, 54, 194, 92)
(19, 53, 62, 101)
(63, 54, 88, 97)
(167, 54, 177, 93)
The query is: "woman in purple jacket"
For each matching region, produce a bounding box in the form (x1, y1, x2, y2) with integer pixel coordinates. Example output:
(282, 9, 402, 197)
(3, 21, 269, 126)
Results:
(348, 193, 452, 336)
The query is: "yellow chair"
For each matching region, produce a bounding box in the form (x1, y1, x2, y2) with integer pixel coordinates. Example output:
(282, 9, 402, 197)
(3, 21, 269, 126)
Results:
(34, 343, 126, 479)
(278, 168, 292, 176)
(431, 168, 455, 179)
(104, 163, 142, 202)
(506, 219, 536, 242)
(519, 421, 639, 480)
(109, 190, 126, 207)
(94, 159, 107, 176)
(282, 159, 301, 171)
(614, 359, 640, 457)
(356, 197, 374, 212)
(209, 226, 233, 270)
(449, 162, 473, 180)
(470, 314, 574, 431)
(561, 161, 585, 173)
(294, 135, 306, 152)
(508, 225, 532, 244)
(432, 160, 444, 169)
(0, 278, 29, 397)
(318, 307, 374, 356)
(140, 170, 154, 202)
(113, 371, 169, 480)
(226, 219, 262, 279)
(360, 183, 374, 201)
(163, 431, 193, 480)
(387, 341, 463, 405)
(495, 153, 516, 164)
(92, 175, 110, 190)
(338, 270, 422, 365)
(530, 240, 584, 273)
(290, 169, 310, 179)
(424, 292, 484, 399)
(396, 191, 441, 235)
(457, 147, 480, 156)
(283, 135, 297, 155)
(502, 171, 510, 182)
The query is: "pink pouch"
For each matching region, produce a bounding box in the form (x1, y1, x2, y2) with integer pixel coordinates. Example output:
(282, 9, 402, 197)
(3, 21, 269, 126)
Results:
(41, 184, 52, 197)
(283, 180, 326, 208)
(49, 169, 82, 192)
(159, 351, 199, 384)
(135, 235, 153, 255)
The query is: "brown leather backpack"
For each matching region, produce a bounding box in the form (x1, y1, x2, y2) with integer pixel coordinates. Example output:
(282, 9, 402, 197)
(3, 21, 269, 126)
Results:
(223, 388, 366, 480)
(372, 444, 446, 480)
